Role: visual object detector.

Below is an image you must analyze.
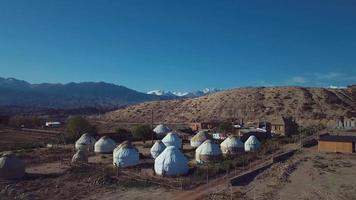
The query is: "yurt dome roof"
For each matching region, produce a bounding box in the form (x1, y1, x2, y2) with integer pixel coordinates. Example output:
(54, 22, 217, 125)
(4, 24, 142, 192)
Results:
(71, 150, 88, 164)
(162, 131, 182, 148)
(113, 142, 139, 168)
(75, 134, 96, 152)
(153, 124, 171, 134)
(154, 146, 188, 176)
(150, 140, 166, 159)
(244, 135, 261, 152)
(0, 152, 25, 180)
(196, 140, 222, 156)
(94, 136, 117, 153)
(221, 136, 244, 148)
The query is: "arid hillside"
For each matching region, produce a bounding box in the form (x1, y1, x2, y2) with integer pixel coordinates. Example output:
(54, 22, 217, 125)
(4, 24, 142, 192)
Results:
(99, 86, 356, 128)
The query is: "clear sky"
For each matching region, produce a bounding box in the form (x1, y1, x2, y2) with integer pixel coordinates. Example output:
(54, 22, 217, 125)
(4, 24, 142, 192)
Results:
(0, 0, 355, 92)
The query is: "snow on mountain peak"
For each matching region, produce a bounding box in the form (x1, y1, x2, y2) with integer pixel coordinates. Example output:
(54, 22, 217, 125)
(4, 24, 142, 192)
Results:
(147, 88, 222, 98)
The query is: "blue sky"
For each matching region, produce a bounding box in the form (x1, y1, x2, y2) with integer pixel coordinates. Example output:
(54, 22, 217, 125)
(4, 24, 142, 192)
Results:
(0, 0, 355, 92)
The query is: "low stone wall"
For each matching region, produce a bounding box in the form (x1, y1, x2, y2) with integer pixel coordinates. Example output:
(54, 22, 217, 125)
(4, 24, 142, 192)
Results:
(230, 149, 296, 186)
(271, 150, 295, 163)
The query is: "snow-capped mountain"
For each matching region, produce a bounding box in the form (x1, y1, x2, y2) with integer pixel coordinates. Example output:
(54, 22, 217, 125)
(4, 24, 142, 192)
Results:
(147, 90, 176, 97)
(147, 88, 222, 98)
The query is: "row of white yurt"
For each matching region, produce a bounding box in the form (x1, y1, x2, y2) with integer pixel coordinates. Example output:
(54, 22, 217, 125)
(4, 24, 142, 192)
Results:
(75, 134, 117, 154)
(190, 131, 210, 148)
(0, 152, 25, 180)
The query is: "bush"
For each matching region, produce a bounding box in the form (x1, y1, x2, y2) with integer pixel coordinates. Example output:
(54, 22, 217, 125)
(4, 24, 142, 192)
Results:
(9, 116, 42, 128)
(132, 125, 152, 143)
(66, 116, 97, 142)
(114, 127, 132, 142)
(218, 122, 232, 133)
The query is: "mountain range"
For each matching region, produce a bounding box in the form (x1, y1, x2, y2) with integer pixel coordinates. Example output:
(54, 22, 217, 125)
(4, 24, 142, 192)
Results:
(0, 77, 170, 112)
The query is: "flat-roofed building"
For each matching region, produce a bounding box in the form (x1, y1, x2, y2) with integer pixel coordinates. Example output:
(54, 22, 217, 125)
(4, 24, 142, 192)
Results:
(318, 134, 356, 153)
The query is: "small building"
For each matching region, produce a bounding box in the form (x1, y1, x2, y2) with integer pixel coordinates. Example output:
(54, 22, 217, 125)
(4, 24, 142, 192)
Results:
(45, 121, 61, 128)
(336, 117, 356, 129)
(190, 122, 220, 132)
(318, 134, 356, 153)
(263, 116, 298, 136)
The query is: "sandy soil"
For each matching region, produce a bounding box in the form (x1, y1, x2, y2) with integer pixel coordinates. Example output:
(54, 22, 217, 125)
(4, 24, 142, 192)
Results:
(228, 147, 356, 200)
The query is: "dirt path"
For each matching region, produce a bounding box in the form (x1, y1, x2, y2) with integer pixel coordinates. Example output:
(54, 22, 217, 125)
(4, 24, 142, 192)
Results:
(26, 161, 69, 175)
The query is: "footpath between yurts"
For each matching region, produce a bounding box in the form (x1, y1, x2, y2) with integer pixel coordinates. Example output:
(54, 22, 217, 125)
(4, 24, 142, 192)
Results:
(0, 130, 285, 199)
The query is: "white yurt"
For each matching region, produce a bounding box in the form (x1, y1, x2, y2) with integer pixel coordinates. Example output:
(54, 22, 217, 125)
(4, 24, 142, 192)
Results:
(244, 135, 261, 152)
(113, 142, 139, 168)
(162, 131, 182, 148)
(75, 133, 96, 152)
(0, 152, 25, 179)
(195, 140, 222, 164)
(94, 136, 117, 153)
(71, 150, 88, 165)
(153, 124, 171, 138)
(220, 136, 244, 155)
(150, 140, 166, 159)
(154, 146, 189, 176)
(190, 131, 210, 148)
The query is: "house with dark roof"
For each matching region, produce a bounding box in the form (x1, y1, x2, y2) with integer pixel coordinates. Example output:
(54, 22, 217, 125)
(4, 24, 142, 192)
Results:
(318, 134, 356, 153)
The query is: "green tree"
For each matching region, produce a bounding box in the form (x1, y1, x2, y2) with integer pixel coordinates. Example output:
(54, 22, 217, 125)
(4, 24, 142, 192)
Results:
(218, 122, 232, 133)
(132, 125, 152, 143)
(66, 116, 97, 142)
(114, 127, 132, 141)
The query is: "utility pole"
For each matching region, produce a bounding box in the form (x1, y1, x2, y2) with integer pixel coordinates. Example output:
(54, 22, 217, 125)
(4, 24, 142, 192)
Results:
(151, 109, 154, 143)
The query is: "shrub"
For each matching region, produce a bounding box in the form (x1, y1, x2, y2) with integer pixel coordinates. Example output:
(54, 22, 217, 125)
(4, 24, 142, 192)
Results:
(8, 116, 42, 128)
(114, 127, 132, 142)
(132, 125, 152, 143)
(66, 116, 97, 142)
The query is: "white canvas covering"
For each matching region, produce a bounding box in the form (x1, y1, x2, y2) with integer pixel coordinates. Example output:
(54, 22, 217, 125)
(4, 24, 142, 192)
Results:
(94, 136, 117, 153)
(162, 131, 182, 148)
(220, 136, 244, 154)
(113, 143, 139, 168)
(195, 140, 222, 164)
(154, 146, 188, 176)
(150, 140, 166, 159)
(0, 152, 25, 179)
(190, 131, 210, 148)
(244, 135, 261, 152)
(153, 124, 171, 138)
(75, 133, 96, 152)
(71, 150, 88, 165)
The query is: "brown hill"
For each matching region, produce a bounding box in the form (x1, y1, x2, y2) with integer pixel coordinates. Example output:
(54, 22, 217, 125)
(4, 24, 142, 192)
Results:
(99, 86, 356, 128)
